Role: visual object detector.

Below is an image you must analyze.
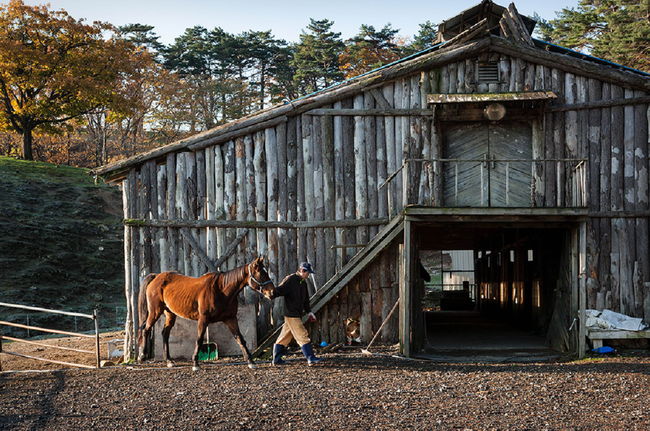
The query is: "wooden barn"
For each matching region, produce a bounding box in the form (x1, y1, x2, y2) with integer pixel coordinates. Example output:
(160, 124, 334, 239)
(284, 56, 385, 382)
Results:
(95, 0, 650, 361)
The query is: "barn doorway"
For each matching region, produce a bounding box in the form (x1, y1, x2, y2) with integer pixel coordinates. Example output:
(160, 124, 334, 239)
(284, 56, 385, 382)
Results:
(409, 220, 581, 362)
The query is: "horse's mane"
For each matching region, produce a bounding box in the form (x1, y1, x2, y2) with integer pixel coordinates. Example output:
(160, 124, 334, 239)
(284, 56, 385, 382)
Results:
(217, 264, 248, 291)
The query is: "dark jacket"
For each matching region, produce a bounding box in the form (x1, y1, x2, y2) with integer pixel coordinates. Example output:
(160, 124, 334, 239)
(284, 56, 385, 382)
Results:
(271, 273, 311, 318)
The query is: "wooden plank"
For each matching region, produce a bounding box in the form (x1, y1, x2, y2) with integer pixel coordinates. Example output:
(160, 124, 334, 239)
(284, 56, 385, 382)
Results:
(253, 130, 270, 334)
(428, 91, 557, 104)
(235, 137, 247, 274)
(342, 98, 356, 263)
(322, 110, 336, 280)
(548, 95, 650, 112)
(195, 150, 207, 273)
(276, 123, 288, 294)
(578, 221, 587, 358)
(599, 84, 612, 308)
(365, 92, 378, 238)
(360, 292, 372, 342)
(312, 113, 326, 287)
(333, 101, 345, 270)
(383, 83, 397, 216)
(223, 141, 236, 271)
(244, 135, 258, 306)
(399, 219, 412, 357)
(634, 91, 648, 318)
(354, 94, 369, 245)
(306, 108, 433, 116)
(296, 117, 306, 265)
(377, 89, 389, 220)
(265, 127, 280, 324)
(205, 146, 216, 270)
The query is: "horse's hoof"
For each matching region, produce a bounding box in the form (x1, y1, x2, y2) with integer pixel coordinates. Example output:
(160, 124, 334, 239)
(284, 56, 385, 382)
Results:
(192, 365, 200, 372)
(166, 361, 174, 368)
(248, 363, 257, 370)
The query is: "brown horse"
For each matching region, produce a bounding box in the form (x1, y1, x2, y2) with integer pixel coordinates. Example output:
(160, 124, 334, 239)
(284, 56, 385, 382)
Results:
(137, 256, 274, 371)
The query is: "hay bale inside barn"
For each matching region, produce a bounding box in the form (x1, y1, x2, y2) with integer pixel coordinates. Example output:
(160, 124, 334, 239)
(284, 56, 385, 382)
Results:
(95, 0, 650, 362)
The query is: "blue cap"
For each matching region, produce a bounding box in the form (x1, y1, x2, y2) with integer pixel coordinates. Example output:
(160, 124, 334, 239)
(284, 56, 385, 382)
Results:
(300, 262, 315, 274)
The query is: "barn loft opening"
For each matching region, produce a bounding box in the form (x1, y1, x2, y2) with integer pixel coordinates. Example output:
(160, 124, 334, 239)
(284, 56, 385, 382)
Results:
(410, 221, 578, 362)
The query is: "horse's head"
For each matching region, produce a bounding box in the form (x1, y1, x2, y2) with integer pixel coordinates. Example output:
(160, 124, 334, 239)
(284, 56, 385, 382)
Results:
(247, 256, 275, 299)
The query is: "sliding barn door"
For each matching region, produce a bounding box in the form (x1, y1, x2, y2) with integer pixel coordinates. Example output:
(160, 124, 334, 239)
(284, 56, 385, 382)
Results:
(443, 121, 532, 207)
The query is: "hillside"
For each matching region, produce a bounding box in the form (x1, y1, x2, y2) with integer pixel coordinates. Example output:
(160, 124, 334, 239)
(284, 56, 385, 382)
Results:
(0, 156, 124, 335)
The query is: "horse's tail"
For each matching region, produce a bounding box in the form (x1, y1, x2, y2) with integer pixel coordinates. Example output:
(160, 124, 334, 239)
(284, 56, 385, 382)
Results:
(137, 273, 157, 345)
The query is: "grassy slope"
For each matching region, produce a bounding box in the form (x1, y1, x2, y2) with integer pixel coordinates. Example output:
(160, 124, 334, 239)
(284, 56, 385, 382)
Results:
(0, 156, 124, 332)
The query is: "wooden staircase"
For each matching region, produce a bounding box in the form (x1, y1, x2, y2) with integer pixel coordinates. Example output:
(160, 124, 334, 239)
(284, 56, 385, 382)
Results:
(253, 214, 405, 357)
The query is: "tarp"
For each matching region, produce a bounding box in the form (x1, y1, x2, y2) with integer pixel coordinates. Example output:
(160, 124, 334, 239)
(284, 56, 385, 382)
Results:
(585, 309, 648, 331)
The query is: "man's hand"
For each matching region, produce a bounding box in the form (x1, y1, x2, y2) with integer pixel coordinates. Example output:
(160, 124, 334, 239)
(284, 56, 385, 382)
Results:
(307, 312, 317, 323)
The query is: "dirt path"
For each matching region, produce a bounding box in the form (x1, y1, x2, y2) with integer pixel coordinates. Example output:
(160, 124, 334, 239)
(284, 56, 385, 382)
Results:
(1, 348, 648, 430)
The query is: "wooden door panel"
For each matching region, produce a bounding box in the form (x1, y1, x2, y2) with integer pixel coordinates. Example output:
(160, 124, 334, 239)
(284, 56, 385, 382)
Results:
(443, 123, 488, 207)
(489, 122, 533, 207)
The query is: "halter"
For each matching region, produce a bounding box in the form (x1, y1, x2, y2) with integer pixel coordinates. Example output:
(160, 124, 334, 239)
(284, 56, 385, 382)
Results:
(247, 263, 274, 290)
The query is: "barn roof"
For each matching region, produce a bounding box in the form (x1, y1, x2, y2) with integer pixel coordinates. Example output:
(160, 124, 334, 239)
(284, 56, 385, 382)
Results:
(94, 2, 650, 182)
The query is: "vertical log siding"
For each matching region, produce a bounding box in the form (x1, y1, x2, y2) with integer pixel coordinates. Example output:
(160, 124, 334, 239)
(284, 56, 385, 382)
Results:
(117, 51, 649, 359)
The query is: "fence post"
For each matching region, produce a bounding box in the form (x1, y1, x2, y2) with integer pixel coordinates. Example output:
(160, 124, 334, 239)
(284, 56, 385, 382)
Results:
(93, 309, 100, 368)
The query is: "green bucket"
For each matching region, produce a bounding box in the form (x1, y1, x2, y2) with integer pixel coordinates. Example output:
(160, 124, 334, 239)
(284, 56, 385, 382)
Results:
(198, 342, 218, 361)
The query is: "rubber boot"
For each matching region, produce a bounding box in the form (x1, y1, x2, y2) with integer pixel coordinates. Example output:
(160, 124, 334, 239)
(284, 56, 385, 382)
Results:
(272, 344, 286, 365)
(301, 343, 322, 366)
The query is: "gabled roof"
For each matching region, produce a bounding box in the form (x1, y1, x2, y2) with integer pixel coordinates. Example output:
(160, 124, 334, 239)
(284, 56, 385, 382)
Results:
(94, 2, 649, 181)
(436, 0, 536, 42)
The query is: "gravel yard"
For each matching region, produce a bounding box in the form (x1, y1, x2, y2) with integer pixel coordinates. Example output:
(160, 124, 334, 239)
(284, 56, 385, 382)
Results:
(1, 345, 649, 431)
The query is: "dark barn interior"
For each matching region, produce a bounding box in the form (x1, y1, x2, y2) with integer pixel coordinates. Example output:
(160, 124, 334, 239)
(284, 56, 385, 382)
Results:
(412, 222, 575, 361)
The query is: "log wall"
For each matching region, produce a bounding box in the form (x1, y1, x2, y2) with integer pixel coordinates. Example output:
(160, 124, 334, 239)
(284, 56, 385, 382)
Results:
(119, 48, 650, 358)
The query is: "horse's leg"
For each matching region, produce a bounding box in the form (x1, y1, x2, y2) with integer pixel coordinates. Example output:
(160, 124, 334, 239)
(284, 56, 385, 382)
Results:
(191, 316, 208, 372)
(162, 311, 177, 368)
(137, 299, 163, 362)
(223, 318, 256, 369)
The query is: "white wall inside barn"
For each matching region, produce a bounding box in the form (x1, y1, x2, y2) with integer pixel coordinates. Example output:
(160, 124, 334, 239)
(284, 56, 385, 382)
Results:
(153, 304, 257, 359)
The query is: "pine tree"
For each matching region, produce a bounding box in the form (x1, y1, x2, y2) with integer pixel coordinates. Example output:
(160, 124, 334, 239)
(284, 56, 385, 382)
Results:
(291, 19, 345, 94)
(409, 20, 439, 53)
(339, 24, 402, 79)
(537, 0, 649, 71)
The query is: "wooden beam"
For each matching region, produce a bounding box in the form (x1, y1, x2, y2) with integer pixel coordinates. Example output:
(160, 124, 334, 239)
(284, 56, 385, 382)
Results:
(547, 96, 650, 112)
(428, 91, 557, 104)
(180, 228, 215, 272)
(444, 17, 488, 48)
(124, 217, 389, 229)
(578, 221, 587, 358)
(399, 219, 412, 357)
(370, 88, 392, 109)
(305, 108, 433, 116)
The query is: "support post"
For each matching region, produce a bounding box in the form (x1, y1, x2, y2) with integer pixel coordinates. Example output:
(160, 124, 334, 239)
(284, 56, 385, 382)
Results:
(399, 219, 412, 357)
(578, 222, 587, 358)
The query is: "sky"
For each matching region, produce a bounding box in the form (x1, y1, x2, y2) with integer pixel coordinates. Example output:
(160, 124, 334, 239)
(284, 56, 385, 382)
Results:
(20, 0, 579, 44)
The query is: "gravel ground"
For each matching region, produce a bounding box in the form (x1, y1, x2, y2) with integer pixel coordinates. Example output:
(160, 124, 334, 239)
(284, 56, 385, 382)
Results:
(1, 348, 649, 431)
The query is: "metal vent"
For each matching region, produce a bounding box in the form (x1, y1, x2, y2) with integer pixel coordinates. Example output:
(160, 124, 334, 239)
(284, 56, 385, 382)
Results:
(477, 62, 499, 82)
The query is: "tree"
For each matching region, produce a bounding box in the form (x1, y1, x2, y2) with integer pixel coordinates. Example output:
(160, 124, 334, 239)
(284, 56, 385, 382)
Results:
(0, 0, 143, 160)
(244, 30, 289, 110)
(536, 0, 649, 72)
(118, 23, 164, 58)
(291, 19, 345, 94)
(408, 20, 439, 53)
(339, 24, 402, 79)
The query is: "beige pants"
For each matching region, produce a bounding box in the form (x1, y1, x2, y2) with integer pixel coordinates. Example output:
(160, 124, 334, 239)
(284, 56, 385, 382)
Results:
(275, 317, 311, 347)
